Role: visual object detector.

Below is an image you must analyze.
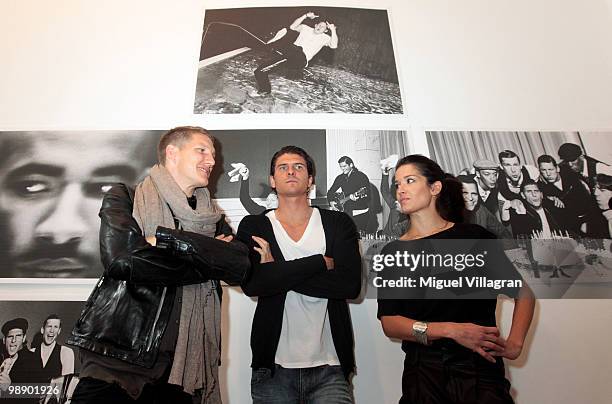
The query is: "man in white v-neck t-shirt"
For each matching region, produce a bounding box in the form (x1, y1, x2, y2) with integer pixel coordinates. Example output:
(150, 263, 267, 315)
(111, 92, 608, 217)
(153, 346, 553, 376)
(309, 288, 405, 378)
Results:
(253, 11, 338, 94)
(237, 146, 361, 404)
(267, 208, 339, 369)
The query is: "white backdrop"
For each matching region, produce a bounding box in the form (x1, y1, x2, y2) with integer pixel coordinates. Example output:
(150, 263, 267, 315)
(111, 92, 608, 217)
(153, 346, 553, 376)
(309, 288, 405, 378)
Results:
(1, 0, 612, 403)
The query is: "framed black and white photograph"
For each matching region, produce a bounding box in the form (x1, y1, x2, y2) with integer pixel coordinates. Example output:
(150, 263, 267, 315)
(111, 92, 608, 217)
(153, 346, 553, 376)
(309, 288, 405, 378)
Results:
(426, 130, 612, 241)
(194, 6, 403, 114)
(324, 129, 411, 239)
(209, 129, 328, 226)
(207, 129, 411, 237)
(0, 301, 83, 403)
(0, 131, 161, 280)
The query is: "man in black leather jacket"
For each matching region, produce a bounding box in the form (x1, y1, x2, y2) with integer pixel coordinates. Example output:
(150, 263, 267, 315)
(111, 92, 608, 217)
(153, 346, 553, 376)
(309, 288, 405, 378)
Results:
(67, 126, 250, 403)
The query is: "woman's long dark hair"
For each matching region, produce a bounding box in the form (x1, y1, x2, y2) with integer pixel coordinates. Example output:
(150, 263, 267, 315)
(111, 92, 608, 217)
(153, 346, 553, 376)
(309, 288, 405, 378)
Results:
(395, 154, 465, 223)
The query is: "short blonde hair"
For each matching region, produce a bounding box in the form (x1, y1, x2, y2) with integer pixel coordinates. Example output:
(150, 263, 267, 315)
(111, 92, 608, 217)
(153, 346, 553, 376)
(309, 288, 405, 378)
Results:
(157, 126, 215, 165)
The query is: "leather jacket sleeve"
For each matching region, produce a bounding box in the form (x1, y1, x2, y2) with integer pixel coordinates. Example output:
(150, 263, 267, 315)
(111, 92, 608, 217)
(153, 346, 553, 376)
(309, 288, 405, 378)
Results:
(100, 184, 249, 286)
(155, 225, 250, 286)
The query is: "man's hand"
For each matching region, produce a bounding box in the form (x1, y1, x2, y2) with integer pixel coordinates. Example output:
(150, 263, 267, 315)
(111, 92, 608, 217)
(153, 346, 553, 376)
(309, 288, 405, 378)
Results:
(215, 234, 233, 243)
(228, 163, 248, 182)
(547, 196, 565, 209)
(509, 199, 526, 214)
(252, 236, 274, 263)
(329, 201, 339, 211)
(43, 377, 62, 404)
(306, 12, 318, 19)
(323, 256, 334, 270)
(326, 22, 336, 31)
(146, 236, 156, 246)
(239, 166, 250, 181)
(0, 372, 11, 392)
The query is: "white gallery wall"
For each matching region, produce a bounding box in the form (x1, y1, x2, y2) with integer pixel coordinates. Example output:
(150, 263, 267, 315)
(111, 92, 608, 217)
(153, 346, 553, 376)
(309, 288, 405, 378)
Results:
(2, 1, 612, 403)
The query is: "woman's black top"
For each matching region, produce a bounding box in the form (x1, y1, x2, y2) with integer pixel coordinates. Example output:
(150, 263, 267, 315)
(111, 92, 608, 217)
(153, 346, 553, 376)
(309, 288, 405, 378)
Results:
(377, 222, 521, 355)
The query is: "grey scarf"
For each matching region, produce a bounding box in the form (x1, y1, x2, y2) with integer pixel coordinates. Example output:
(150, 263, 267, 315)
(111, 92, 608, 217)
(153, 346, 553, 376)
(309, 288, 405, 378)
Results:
(133, 164, 222, 403)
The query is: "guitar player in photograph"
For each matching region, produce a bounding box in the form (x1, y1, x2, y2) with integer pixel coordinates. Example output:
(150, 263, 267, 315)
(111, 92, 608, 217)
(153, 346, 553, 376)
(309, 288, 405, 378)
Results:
(327, 156, 372, 232)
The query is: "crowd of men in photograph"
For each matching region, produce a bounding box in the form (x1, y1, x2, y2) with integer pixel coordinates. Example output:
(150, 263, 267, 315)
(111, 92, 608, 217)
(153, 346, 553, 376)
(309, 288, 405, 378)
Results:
(457, 143, 612, 241)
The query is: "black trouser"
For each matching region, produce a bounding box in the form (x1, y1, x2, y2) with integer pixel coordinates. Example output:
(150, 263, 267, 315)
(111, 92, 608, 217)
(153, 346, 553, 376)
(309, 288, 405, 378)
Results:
(254, 44, 307, 93)
(400, 344, 514, 404)
(71, 377, 197, 404)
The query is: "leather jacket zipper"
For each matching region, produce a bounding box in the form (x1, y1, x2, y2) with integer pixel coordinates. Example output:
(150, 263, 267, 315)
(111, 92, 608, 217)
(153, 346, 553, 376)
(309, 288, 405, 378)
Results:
(145, 286, 167, 352)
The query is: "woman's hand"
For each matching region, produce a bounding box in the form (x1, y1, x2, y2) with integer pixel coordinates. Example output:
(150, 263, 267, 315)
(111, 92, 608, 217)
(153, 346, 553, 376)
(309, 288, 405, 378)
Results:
(252, 236, 274, 263)
(499, 338, 523, 360)
(447, 322, 506, 363)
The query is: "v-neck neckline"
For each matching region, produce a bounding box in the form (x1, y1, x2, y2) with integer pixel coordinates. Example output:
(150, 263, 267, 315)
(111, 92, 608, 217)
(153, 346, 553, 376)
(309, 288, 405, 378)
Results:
(270, 209, 316, 244)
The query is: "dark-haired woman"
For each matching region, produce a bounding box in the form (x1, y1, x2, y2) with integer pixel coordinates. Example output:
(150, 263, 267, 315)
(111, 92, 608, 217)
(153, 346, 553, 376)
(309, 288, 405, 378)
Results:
(377, 155, 535, 404)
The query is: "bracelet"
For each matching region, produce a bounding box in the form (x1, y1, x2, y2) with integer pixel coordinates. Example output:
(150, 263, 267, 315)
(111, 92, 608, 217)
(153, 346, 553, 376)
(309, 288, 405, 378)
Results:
(412, 321, 429, 346)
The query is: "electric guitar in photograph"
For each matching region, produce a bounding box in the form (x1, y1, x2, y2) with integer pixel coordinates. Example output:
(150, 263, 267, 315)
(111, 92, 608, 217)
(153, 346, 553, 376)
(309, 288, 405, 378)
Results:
(328, 187, 367, 212)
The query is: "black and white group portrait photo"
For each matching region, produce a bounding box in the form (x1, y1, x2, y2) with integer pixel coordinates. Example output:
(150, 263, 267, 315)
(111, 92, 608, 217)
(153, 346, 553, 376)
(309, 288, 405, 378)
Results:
(0, 301, 83, 403)
(194, 6, 403, 114)
(0, 130, 161, 279)
(425, 130, 612, 289)
(426, 130, 612, 241)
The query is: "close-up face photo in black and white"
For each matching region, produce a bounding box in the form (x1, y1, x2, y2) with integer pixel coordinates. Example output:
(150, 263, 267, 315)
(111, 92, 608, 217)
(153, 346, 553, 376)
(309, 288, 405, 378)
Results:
(0, 131, 159, 278)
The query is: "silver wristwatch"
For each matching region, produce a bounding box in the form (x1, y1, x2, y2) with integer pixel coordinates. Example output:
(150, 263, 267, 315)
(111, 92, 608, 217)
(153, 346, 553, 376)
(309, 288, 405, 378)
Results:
(412, 321, 429, 345)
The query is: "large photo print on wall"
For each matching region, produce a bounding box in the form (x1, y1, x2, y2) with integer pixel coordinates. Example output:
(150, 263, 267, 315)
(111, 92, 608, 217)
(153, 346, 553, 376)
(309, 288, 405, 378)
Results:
(0, 131, 161, 279)
(194, 6, 403, 114)
(425, 130, 611, 240)
(0, 301, 83, 403)
(0, 129, 409, 280)
(422, 130, 612, 295)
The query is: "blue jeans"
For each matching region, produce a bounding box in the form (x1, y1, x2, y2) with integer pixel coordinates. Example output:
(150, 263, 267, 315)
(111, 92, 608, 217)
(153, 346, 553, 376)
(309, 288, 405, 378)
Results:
(251, 364, 353, 404)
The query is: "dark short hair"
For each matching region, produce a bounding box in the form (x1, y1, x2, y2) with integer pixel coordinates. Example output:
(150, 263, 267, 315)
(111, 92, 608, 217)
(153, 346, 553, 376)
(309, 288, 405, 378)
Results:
(269, 146, 316, 182)
(596, 173, 612, 191)
(537, 154, 558, 167)
(338, 156, 354, 166)
(457, 174, 477, 186)
(43, 314, 61, 328)
(520, 178, 541, 193)
(157, 126, 214, 165)
(499, 150, 520, 164)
